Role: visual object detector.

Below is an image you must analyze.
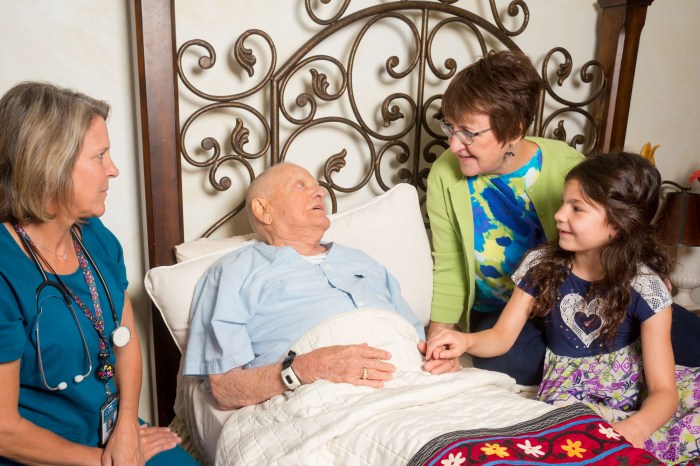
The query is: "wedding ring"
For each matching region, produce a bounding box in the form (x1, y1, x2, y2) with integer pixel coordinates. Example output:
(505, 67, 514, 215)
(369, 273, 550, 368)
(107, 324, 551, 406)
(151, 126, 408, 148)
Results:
(361, 367, 369, 380)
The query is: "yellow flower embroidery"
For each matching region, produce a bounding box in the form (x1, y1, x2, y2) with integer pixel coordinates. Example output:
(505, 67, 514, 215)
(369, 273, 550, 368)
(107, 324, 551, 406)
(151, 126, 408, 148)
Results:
(481, 443, 509, 458)
(561, 439, 587, 459)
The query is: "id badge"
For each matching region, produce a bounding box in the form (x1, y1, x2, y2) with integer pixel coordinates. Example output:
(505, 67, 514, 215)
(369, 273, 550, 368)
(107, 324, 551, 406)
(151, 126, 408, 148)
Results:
(99, 392, 119, 447)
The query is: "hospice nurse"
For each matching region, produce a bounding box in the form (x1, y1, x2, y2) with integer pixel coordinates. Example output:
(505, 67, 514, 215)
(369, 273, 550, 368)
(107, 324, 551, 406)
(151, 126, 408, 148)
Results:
(0, 82, 198, 465)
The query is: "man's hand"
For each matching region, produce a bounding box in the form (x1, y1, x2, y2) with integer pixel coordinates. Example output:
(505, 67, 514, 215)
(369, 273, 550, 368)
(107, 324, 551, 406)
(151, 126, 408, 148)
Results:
(294, 344, 395, 388)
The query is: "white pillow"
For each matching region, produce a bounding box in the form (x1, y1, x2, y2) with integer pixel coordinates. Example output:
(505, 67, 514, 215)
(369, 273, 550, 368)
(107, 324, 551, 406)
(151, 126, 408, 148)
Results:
(175, 233, 257, 262)
(144, 183, 433, 352)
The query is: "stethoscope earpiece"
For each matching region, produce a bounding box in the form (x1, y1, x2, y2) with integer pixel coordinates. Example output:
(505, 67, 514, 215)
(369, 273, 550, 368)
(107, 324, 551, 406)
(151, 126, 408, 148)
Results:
(74, 374, 85, 383)
(57, 382, 68, 391)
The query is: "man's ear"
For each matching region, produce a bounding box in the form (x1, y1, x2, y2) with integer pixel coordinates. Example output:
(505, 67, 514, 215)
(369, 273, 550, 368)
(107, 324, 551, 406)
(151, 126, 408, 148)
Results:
(251, 198, 273, 225)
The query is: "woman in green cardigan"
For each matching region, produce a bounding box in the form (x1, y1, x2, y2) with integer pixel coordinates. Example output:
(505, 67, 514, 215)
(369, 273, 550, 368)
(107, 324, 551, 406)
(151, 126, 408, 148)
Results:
(422, 50, 584, 385)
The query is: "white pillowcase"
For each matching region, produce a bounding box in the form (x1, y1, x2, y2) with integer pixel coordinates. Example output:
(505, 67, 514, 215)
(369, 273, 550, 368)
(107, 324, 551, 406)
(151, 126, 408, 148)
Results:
(144, 183, 433, 352)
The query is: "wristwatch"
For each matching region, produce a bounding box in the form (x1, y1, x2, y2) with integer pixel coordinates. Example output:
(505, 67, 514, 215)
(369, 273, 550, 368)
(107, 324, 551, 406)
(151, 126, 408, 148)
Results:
(280, 350, 302, 390)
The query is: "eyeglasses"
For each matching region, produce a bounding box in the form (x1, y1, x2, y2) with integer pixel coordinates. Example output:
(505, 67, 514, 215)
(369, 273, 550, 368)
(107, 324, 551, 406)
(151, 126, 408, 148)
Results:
(439, 120, 491, 146)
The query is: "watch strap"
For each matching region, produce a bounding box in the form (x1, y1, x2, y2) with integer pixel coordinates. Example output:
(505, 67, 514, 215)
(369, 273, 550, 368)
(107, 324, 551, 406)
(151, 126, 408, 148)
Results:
(281, 350, 301, 390)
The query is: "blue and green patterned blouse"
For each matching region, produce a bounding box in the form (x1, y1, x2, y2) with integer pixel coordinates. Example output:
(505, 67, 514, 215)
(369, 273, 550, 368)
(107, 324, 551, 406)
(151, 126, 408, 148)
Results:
(467, 149, 545, 313)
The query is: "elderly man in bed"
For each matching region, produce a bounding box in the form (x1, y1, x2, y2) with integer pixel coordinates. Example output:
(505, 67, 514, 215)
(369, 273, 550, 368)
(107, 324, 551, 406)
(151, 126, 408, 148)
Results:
(183, 163, 427, 408)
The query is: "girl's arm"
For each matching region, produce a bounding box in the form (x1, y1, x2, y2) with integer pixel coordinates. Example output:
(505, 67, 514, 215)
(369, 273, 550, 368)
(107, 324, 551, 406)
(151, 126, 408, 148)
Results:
(612, 306, 678, 448)
(425, 287, 534, 360)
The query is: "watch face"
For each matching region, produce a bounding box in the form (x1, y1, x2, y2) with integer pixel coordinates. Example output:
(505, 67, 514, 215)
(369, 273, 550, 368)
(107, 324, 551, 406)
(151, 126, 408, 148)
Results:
(281, 351, 301, 390)
(281, 367, 301, 390)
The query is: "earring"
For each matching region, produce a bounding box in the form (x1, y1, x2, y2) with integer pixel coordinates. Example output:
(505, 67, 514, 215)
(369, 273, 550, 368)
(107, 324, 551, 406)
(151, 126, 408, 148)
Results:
(502, 151, 515, 168)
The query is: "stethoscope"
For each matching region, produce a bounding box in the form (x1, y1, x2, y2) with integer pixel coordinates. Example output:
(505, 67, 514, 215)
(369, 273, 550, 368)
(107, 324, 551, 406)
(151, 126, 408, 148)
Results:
(18, 226, 131, 391)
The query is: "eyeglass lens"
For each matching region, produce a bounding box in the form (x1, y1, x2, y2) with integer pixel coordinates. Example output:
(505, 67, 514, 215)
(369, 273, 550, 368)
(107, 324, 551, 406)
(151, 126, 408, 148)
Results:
(440, 121, 475, 145)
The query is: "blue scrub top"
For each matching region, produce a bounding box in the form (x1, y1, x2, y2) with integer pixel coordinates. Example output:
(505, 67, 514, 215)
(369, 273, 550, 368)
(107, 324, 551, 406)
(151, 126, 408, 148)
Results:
(0, 218, 127, 454)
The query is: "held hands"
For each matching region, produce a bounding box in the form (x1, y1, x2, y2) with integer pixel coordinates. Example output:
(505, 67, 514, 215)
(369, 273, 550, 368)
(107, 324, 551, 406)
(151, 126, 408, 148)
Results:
(295, 343, 395, 388)
(418, 327, 470, 375)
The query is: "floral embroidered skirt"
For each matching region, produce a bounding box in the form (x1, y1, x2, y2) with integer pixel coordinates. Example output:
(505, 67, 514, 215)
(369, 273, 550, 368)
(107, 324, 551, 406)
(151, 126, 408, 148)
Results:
(537, 343, 700, 465)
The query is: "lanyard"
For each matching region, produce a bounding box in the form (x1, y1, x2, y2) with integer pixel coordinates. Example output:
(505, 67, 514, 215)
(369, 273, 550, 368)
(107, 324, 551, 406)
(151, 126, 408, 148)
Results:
(14, 223, 116, 392)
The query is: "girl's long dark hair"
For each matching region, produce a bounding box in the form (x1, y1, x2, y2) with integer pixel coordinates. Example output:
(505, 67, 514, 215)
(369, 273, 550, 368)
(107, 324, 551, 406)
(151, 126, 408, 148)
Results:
(527, 152, 672, 345)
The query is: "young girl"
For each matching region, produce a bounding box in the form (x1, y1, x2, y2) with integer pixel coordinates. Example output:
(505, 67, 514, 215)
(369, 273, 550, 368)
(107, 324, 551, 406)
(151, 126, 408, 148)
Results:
(425, 152, 700, 464)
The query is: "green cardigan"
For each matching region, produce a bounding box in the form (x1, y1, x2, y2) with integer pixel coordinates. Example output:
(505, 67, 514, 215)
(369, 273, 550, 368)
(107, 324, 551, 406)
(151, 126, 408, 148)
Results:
(426, 137, 585, 329)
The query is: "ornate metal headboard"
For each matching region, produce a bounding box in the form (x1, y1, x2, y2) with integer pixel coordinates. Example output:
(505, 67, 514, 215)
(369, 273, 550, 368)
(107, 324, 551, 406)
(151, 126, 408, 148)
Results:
(175, 1, 607, 238)
(133, 0, 655, 425)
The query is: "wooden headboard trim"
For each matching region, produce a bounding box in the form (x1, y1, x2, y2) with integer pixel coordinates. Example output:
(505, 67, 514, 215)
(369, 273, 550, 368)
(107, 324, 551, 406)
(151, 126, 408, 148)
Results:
(595, 0, 655, 152)
(133, 0, 655, 425)
(133, 0, 183, 425)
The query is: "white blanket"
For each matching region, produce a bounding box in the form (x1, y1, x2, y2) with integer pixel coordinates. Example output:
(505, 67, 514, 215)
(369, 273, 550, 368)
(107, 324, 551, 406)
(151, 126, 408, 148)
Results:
(215, 309, 554, 465)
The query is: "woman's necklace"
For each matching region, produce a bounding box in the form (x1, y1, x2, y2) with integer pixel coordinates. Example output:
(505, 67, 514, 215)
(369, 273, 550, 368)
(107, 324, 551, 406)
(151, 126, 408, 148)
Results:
(27, 231, 71, 261)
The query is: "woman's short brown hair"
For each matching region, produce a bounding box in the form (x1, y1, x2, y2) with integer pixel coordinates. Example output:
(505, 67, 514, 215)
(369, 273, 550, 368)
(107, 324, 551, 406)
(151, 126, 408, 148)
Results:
(441, 50, 542, 144)
(0, 81, 110, 223)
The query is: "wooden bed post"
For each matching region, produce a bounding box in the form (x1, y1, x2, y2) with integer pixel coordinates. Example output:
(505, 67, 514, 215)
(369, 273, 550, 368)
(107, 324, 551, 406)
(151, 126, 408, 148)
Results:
(133, 0, 182, 426)
(595, 0, 655, 153)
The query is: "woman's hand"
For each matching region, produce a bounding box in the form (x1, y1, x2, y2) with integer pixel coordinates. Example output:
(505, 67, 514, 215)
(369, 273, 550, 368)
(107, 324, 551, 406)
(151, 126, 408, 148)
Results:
(139, 425, 181, 461)
(101, 417, 143, 466)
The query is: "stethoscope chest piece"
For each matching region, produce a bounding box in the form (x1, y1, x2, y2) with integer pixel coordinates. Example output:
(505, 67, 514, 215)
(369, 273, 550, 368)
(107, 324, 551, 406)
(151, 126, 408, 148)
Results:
(111, 325, 131, 348)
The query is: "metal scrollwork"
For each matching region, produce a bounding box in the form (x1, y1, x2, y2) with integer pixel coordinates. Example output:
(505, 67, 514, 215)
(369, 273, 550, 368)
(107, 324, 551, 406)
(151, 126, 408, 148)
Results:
(179, 104, 269, 168)
(538, 47, 605, 154)
(278, 56, 347, 126)
(346, 12, 420, 142)
(375, 140, 411, 191)
(488, 0, 529, 37)
(305, 0, 352, 26)
(176, 1, 606, 237)
(201, 160, 256, 238)
(426, 18, 488, 81)
(280, 117, 376, 199)
(177, 30, 276, 101)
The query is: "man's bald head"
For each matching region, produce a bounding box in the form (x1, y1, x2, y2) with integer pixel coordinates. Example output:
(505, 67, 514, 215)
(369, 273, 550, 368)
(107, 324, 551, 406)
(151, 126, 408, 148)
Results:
(246, 163, 330, 254)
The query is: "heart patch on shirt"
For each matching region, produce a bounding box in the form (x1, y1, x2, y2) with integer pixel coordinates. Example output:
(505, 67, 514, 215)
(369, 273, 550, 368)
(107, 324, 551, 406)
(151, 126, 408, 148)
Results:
(560, 293, 606, 347)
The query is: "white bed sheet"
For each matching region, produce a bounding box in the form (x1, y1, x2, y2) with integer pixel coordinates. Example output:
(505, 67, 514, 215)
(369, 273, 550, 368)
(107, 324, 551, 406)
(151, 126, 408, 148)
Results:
(174, 364, 235, 465)
(210, 309, 551, 465)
